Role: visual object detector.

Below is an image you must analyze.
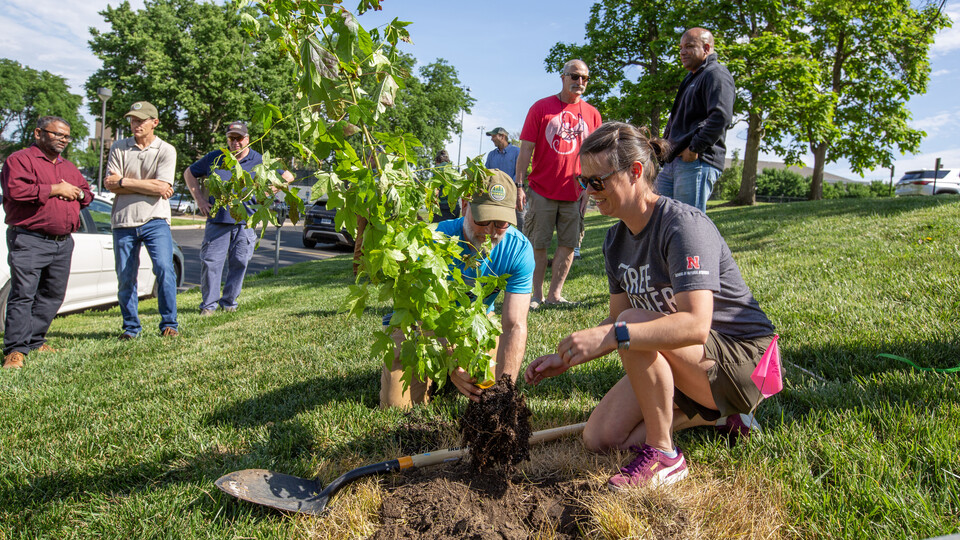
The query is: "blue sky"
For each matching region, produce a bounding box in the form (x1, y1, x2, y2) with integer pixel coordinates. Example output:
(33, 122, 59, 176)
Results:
(3, 0, 960, 181)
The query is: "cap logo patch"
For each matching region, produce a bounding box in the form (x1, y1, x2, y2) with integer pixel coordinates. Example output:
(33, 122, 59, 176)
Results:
(133, 103, 142, 110)
(489, 184, 507, 202)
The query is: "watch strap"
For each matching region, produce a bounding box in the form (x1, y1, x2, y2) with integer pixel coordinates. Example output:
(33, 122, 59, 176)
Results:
(615, 321, 630, 350)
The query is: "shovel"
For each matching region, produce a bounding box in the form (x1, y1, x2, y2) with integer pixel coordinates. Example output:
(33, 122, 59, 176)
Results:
(215, 422, 585, 515)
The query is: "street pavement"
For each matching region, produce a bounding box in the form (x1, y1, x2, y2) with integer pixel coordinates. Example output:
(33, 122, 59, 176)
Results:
(171, 219, 346, 289)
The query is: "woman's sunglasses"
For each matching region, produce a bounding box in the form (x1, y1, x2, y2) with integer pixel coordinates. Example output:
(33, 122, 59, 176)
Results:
(576, 165, 631, 191)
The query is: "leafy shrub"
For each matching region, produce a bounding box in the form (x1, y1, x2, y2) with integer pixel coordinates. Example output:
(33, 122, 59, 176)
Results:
(756, 168, 809, 198)
(713, 150, 742, 200)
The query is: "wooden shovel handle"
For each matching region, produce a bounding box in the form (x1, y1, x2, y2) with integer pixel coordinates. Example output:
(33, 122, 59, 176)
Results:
(404, 422, 586, 470)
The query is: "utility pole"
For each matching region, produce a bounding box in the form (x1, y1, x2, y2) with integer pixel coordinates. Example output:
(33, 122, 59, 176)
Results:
(96, 87, 113, 194)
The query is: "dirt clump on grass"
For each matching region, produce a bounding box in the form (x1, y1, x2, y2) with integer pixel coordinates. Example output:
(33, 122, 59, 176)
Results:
(458, 375, 531, 473)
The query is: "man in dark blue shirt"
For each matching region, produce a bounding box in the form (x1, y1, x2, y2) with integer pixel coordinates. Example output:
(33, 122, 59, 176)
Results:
(657, 28, 735, 212)
(184, 121, 294, 315)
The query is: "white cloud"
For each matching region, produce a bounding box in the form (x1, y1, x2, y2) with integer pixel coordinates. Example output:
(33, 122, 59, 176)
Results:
(930, 69, 950, 77)
(931, 9, 960, 55)
(910, 110, 960, 137)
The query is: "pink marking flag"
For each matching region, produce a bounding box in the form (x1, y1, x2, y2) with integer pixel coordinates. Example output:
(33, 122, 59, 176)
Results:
(751, 334, 783, 398)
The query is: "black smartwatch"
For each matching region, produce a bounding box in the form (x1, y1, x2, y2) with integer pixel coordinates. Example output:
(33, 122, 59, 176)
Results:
(118, 178, 124, 188)
(614, 321, 630, 350)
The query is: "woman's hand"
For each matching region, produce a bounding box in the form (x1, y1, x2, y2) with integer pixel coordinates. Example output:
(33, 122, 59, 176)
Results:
(524, 353, 569, 385)
(558, 325, 616, 367)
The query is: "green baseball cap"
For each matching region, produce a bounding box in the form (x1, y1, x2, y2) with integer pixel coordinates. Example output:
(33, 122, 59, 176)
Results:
(124, 101, 158, 120)
(470, 169, 517, 226)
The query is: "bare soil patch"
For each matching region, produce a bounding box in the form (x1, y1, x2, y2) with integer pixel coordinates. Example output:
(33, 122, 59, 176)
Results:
(371, 463, 591, 539)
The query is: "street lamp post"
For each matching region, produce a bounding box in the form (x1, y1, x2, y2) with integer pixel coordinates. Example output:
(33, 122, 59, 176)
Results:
(457, 87, 470, 170)
(96, 87, 113, 194)
(477, 126, 485, 155)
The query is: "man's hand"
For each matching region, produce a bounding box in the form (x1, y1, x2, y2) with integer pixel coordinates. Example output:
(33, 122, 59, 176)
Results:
(195, 198, 212, 216)
(516, 188, 527, 211)
(50, 180, 82, 201)
(450, 367, 483, 403)
(680, 148, 699, 162)
(104, 172, 123, 192)
(159, 183, 174, 199)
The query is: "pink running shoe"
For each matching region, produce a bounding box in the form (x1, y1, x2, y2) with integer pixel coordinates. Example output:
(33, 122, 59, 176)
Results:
(607, 444, 688, 491)
(715, 413, 760, 438)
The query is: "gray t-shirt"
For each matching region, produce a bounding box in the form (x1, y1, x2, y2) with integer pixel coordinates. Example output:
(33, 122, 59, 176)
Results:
(107, 136, 175, 228)
(603, 196, 774, 339)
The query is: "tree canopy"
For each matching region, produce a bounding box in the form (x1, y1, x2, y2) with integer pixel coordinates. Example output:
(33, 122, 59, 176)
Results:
(549, 0, 948, 203)
(0, 59, 88, 161)
(85, 0, 300, 174)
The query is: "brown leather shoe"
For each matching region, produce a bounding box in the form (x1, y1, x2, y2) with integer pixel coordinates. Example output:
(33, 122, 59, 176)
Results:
(35, 343, 57, 353)
(161, 327, 179, 338)
(3, 351, 25, 369)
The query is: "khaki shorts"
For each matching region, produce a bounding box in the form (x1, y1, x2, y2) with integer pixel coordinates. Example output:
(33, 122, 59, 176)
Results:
(674, 331, 776, 421)
(523, 189, 582, 250)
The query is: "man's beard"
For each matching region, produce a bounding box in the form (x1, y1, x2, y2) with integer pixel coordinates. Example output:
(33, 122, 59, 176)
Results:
(463, 218, 506, 252)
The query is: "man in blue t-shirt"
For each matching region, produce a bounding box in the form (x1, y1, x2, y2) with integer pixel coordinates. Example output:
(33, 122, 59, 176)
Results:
(184, 121, 294, 315)
(380, 170, 535, 408)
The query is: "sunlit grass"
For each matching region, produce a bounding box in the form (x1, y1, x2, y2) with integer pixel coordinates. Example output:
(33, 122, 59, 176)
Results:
(1, 196, 958, 537)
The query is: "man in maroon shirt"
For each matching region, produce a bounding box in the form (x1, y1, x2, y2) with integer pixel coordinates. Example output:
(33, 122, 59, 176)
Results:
(1, 116, 93, 369)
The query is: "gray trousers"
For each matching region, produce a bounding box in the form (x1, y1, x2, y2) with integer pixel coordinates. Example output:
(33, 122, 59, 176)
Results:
(199, 223, 256, 311)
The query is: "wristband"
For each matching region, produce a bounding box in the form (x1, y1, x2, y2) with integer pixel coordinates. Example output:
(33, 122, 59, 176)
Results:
(118, 178, 124, 188)
(615, 321, 630, 351)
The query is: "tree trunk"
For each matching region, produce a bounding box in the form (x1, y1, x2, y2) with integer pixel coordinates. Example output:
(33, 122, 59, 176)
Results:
(734, 111, 763, 205)
(809, 142, 827, 200)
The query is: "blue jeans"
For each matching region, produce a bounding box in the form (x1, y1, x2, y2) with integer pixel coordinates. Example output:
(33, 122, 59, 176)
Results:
(655, 159, 721, 212)
(199, 223, 256, 311)
(113, 218, 178, 336)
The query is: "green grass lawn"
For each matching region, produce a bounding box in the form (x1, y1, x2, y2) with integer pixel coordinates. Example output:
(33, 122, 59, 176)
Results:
(2, 196, 958, 538)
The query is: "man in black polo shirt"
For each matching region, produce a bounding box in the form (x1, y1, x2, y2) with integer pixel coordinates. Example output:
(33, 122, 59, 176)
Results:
(1, 116, 93, 368)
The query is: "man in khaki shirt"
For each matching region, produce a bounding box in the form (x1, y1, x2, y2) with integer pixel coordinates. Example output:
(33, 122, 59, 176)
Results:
(105, 101, 179, 339)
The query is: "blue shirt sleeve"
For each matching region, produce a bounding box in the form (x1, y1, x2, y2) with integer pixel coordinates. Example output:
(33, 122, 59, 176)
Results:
(189, 150, 224, 178)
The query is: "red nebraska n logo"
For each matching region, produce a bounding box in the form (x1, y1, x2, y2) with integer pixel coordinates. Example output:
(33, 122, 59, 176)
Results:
(686, 256, 700, 270)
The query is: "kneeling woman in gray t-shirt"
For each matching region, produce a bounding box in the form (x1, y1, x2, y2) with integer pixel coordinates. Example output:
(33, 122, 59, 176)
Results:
(524, 121, 776, 491)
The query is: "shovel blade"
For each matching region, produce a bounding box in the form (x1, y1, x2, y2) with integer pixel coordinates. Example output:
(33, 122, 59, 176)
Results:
(215, 469, 329, 515)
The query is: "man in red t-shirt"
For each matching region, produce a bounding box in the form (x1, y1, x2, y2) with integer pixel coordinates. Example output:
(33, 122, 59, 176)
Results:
(516, 59, 602, 309)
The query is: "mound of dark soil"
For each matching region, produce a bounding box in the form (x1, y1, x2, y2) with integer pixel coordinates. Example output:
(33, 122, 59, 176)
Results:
(371, 463, 590, 539)
(459, 375, 531, 472)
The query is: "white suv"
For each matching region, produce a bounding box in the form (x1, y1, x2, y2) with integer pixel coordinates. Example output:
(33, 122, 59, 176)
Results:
(895, 169, 960, 196)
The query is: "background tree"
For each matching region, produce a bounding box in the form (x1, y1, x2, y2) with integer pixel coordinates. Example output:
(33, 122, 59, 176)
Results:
(545, 0, 693, 133)
(0, 59, 88, 161)
(715, 0, 829, 205)
(85, 0, 300, 177)
(376, 55, 474, 171)
(776, 0, 949, 199)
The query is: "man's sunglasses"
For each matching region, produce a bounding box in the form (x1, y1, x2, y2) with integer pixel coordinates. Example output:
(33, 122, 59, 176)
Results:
(576, 166, 630, 191)
(473, 218, 510, 229)
(566, 73, 590, 83)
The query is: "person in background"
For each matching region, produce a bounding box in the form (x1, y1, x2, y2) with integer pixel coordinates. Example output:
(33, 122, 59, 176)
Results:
(1, 116, 93, 368)
(657, 27, 735, 212)
(484, 127, 523, 231)
(184, 121, 294, 315)
(104, 100, 179, 339)
(516, 59, 602, 309)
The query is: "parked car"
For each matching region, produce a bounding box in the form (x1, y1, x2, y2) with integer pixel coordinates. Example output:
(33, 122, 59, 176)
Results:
(302, 194, 458, 249)
(895, 169, 960, 196)
(169, 195, 198, 214)
(0, 196, 186, 327)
